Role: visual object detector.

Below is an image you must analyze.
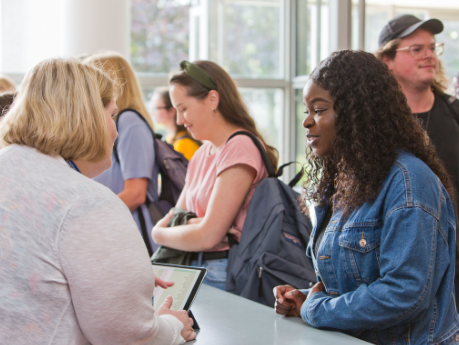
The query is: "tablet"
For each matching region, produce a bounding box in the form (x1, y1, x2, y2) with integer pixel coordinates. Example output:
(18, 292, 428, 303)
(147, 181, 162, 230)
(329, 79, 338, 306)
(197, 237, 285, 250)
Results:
(152, 263, 206, 311)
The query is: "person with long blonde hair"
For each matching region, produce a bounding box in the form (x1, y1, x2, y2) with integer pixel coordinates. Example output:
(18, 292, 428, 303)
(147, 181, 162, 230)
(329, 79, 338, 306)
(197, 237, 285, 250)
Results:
(85, 51, 159, 255)
(152, 60, 278, 290)
(0, 74, 16, 93)
(0, 58, 195, 344)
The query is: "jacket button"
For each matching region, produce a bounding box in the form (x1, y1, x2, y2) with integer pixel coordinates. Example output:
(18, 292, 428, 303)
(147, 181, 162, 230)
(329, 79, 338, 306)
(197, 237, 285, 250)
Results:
(359, 238, 367, 247)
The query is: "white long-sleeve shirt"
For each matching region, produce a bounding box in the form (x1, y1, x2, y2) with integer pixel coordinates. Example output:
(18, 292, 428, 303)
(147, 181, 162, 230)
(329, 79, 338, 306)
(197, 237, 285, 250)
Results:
(0, 144, 184, 345)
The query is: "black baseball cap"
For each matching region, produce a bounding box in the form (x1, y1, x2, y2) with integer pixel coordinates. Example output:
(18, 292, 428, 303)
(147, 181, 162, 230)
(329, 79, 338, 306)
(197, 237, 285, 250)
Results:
(378, 14, 443, 47)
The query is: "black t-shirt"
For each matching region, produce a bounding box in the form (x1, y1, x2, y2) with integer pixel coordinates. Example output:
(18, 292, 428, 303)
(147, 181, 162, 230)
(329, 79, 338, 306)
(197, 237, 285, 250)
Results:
(413, 93, 459, 220)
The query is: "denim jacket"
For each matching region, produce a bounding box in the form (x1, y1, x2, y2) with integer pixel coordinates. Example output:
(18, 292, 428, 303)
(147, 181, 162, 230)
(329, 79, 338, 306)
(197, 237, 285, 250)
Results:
(302, 151, 459, 344)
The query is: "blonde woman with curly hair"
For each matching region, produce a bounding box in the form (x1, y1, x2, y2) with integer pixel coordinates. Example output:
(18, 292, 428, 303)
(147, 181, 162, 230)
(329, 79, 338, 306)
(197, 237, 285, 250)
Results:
(85, 52, 160, 255)
(0, 58, 195, 344)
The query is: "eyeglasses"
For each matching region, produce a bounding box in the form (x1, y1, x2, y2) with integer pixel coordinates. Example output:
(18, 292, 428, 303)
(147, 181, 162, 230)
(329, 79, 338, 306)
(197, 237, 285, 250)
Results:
(395, 43, 444, 59)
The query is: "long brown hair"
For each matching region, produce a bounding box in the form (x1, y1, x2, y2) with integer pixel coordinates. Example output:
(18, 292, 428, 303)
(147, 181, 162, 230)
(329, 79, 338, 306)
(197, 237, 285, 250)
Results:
(169, 60, 278, 170)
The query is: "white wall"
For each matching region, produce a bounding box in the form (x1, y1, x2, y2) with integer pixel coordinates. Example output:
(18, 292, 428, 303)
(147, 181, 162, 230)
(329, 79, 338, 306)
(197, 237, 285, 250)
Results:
(0, 0, 130, 75)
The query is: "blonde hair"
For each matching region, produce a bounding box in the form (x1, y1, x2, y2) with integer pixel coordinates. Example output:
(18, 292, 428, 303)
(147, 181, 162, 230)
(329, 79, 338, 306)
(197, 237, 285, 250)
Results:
(375, 38, 448, 94)
(84, 51, 153, 129)
(0, 58, 117, 162)
(0, 74, 16, 93)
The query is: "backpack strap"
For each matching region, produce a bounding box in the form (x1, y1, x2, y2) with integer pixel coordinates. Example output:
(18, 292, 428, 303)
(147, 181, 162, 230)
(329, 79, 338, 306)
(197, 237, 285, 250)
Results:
(226, 131, 276, 177)
(113, 108, 156, 256)
(113, 108, 157, 164)
(439, 93, 459, 127)
(226, 131, 304, 186)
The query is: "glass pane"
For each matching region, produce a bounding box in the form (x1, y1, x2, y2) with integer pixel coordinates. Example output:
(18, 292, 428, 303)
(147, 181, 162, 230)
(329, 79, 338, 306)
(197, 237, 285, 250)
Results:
(436, 21, 459, 91)
(131, 0, 195, 73)
(239, 88, 283, 151)
(295, 89, 307, 170)
(296, 0, 329, 77)
(364, 5, 391, 53)
(208, 0, 282, 79)
(352, 0, 360, 50)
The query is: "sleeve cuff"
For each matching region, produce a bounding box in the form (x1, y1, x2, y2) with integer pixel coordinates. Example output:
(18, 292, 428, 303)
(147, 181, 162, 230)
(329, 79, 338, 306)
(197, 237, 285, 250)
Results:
(159, 314, 186, 345)
(300, 291, 328, 326)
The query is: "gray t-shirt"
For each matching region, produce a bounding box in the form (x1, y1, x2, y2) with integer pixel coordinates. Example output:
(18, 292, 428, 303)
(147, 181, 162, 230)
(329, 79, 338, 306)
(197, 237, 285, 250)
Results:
(0, 144, 184, 345)
(94, 110, 160, 251)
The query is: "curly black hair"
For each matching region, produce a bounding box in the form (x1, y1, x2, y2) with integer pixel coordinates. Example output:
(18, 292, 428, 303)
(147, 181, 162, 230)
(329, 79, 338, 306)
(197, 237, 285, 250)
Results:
(303, 50, 453, 211)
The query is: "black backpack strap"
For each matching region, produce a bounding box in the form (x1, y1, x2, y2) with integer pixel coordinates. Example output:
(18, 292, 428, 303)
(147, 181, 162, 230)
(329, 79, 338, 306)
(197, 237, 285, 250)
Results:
(227, 131, 304, 185)
(137, 206, 154, 256)
(439, 93, 459, 127)
(113, 108, 156, 164)
(277, 162, 304, 187)
(113, 109, 156, 256)
(226, 131, 276, 177)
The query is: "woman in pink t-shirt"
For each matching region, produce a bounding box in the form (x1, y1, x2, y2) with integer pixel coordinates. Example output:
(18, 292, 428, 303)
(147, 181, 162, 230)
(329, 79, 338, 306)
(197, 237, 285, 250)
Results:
(152, 60, 278, 290)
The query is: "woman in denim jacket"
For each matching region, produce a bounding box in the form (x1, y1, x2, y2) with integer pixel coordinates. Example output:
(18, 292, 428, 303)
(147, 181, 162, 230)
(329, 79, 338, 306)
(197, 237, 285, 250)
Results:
(274, 50, 459, 344)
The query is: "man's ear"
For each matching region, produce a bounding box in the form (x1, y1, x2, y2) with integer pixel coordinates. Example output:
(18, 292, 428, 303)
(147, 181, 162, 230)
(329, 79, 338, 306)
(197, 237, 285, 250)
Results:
(382, 54, 393, 71)
(208, 90, 220, 111)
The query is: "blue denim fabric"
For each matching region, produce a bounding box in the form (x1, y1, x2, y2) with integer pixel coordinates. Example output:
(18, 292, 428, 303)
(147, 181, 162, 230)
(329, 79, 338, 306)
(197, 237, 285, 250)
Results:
(302, 151, 459, 344)
(190, 254, 228, 291)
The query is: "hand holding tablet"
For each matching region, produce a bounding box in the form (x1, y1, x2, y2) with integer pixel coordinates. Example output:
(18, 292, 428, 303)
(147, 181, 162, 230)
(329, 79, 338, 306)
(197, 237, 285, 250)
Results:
(152, 263, 206, 311)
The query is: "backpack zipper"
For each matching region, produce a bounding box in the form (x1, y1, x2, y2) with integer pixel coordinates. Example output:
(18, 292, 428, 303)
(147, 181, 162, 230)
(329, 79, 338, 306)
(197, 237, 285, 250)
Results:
(258, 266, 263, 297)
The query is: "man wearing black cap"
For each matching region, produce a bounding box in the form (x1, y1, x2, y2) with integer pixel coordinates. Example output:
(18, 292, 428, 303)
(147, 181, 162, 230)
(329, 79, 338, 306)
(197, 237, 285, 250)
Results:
(376, 14, 459, 310)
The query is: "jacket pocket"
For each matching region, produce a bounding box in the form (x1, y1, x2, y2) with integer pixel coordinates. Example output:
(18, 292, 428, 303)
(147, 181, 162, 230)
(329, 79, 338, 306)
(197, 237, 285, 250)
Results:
(338, 225, 381, 284)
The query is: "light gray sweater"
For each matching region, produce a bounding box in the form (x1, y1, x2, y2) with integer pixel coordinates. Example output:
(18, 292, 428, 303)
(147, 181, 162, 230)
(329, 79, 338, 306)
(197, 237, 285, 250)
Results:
(0, 144, 184, 345)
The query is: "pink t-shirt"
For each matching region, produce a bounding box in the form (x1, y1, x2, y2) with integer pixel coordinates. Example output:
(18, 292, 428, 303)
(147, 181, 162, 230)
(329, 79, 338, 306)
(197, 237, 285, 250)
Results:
(185, 131, 267, 251)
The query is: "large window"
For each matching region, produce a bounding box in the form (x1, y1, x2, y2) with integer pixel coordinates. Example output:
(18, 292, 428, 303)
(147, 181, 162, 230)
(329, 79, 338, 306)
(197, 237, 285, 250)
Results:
(208, 0, 282, 79)
(131, 0, 290, 171)
(131, 0, 194, 74)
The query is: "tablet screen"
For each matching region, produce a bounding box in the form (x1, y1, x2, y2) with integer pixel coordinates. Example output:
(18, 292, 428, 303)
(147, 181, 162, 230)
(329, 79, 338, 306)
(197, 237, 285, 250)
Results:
(152, 264, 206, 311)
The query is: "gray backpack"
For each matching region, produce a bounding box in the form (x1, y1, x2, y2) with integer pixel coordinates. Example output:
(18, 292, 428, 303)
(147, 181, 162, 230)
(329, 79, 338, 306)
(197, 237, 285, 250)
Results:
(224, 131, 316, 307)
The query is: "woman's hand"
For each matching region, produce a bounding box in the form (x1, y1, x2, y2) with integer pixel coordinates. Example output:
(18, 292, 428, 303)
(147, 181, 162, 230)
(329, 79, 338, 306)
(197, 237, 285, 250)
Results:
(154, 274, 174, 289)
(306, 282, 325, 300)
(157, 296, 196, 342)
(273, 285, 306, 317)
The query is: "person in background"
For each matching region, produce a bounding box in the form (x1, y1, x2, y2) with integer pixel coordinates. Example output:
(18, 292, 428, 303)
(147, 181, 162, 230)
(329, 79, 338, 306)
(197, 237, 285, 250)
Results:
(0, 91, 16, 117)
(150, 87, 200, 160)
(85, 51, 160, 255)
(0, 74, 16, 93)
(274, 50, 458, 344)
(152, 60, 277, 290)
(375, 14, 459, 308)
(0, 58, 195, 344)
